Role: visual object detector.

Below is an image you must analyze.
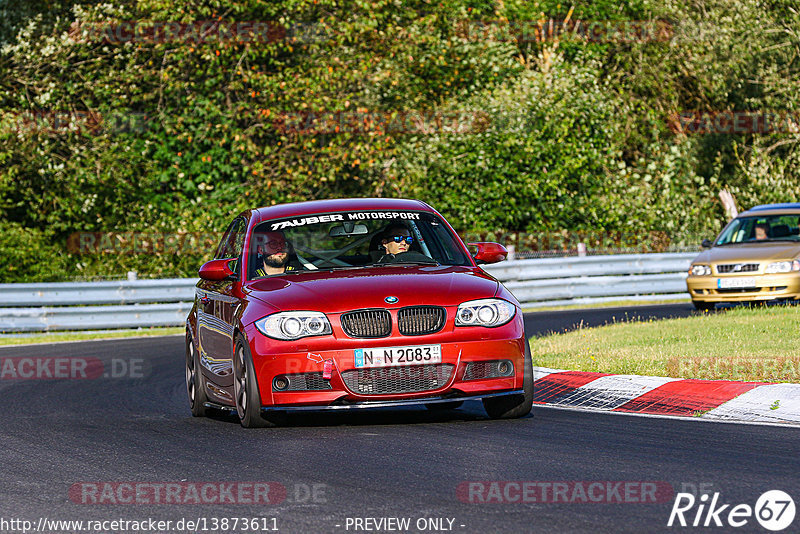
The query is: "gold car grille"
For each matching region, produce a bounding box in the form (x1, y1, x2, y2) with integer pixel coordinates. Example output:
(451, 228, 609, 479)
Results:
(716, 263, 759, 274)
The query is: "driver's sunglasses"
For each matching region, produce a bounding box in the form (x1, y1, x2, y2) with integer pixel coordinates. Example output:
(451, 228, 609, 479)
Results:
(390, 235, 413, 244)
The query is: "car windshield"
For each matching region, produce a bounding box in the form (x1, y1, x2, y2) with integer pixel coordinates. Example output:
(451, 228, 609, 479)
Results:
(247, 210, 471, 279)
(715, 214, 800, 245)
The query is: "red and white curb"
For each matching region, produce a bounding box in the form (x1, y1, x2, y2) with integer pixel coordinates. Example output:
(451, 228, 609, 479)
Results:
(533, 367, 800, 425)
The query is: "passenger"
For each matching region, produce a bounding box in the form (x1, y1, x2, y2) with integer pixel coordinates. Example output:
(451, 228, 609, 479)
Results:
(253, 231, 297, 276)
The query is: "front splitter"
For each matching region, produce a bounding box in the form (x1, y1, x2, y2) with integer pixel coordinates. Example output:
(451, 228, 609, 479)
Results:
(260, 389, 524, 412)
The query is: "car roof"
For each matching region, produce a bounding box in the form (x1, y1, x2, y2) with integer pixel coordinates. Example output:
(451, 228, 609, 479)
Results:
(741, 203, 800, 215)
(252, 198, 434, 222)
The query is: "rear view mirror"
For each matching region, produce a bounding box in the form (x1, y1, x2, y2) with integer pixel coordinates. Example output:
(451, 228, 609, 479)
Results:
(468, 242, 508, 264)
(329, 222, 369, 237)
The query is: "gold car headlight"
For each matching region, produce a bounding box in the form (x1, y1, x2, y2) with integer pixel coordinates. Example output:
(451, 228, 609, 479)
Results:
(764, 260, 800, 274)
(690, 264, 712, 276)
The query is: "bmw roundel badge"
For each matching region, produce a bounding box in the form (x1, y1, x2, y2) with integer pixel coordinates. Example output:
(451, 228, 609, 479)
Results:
(384, 296, 399, 304)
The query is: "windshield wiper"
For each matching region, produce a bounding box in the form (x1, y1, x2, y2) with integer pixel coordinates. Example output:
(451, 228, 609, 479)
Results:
(716, 238, 799, 246)
(370, 260, 440, 267)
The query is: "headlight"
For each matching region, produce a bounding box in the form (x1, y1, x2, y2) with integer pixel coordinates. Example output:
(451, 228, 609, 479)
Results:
(455, 298, 516, 327)
(690, 264, 712, 276)
(255, 311, 332, 340)
(765, 260, 800, 274)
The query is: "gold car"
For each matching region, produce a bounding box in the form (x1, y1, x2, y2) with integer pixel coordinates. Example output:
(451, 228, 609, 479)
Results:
(686, 203, 800, 310)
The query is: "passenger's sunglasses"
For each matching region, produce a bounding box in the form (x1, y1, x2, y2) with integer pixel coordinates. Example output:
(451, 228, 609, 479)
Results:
(390, 235, 413, 244)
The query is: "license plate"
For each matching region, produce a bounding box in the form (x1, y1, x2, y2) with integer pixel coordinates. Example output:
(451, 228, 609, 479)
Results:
(354, 344, 442, 368)
(717, 277, 757, 289)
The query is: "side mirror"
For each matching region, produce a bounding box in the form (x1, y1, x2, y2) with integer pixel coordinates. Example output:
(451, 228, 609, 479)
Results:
(701, 239, 713, 249)
(468, 242, 508, 264)
(199, 259, 237, 281)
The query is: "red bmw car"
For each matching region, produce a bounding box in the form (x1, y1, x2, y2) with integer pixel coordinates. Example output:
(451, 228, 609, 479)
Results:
(185, 198, 532, 427)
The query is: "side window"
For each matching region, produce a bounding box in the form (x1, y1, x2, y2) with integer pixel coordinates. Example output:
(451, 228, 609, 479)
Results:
(215, 218, 246, 260)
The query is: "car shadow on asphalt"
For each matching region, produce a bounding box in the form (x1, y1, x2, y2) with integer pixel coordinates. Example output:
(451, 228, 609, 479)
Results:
(201, 401, 531, 428)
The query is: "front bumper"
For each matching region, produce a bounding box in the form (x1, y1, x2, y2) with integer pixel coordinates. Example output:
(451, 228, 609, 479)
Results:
(242, 321, 526, 407)
(686, 272, 800, 302)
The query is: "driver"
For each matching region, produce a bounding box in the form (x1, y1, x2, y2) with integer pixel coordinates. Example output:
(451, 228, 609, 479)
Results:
(253, 231, 297, 276)
(377, 224, 433, 264)
(381, 224, 413, 256)
(754, 223, 769, 240)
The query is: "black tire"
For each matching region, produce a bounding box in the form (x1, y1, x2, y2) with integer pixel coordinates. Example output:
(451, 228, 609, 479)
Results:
(693, 300, 715, 311)
(483, 339, 534, 419)
(186, 332, 209, 417)
(233, 336, 272, 428)
(425, 401, 464, 411)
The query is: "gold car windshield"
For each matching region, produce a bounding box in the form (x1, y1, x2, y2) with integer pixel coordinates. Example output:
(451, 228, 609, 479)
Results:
(716, 214, 800, 245)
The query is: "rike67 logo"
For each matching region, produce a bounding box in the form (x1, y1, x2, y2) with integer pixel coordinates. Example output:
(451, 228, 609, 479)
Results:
(668, 490, 795, 531)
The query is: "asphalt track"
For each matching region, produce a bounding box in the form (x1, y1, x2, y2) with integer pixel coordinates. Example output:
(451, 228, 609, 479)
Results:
(522, 302, 694, 338)
(1, 304, 798, 534)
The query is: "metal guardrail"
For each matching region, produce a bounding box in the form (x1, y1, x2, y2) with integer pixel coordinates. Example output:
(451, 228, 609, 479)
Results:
(0, 278, 196, 306)
(0, 279, 198, 332)
(483, 252, 694, 308)
(0, 303, 193, 332)
(0, 253, 694, 332)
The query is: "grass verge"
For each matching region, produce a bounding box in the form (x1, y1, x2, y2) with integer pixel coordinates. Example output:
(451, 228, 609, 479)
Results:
(0, 327, 183, 346)
(530, 305, 800, 382)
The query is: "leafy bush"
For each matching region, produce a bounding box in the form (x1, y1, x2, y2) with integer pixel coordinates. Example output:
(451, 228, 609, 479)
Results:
(0, 0, 799, 280)
(395, 51, 626, 233)
(0, 222, 69, 282)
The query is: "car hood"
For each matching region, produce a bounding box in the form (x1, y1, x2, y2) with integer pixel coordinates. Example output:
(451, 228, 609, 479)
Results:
(693, 242, 800, 264)
(244, 265, 500, 313)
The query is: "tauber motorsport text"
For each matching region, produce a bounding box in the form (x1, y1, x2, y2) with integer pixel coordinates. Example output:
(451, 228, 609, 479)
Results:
(270, 211, 421, 230)
(667, 490, 796, 531)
